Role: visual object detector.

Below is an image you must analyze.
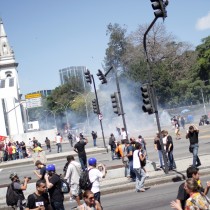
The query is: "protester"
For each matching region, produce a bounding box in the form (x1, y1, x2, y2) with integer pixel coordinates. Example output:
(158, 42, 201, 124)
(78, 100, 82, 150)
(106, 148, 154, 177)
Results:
(74, 133, 88, 171)
(45, 137, 51, 152)
(9, 173, 30, 209)
(171, 178, 210, 210)
(115, 141, 123, 159)
(64, 155, 82, 206)
(68, 132, 74, 147)
(25, 179, 49, 210)
(133, 142, 146, 192)
(109, 133, 116, 160)
(121, 128, 127, 144)
(44, 164, 64, 210)
(174, 119, 181, 140)
(79, 190, 102, 210)
(186, 125, 201, 167)
(33, 143, 43, 153)
(34, 160, 46, 180)
(91, 131, 97, 147)
(88, 157, 106, 205)
(154, 132, 164, 169)
(55, 133, 62, 153)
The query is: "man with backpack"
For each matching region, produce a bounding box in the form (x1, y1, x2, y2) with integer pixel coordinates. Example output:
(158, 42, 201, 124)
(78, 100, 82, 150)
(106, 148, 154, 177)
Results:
(44, 164, 65, 210)
(25, 179, 48, 210)
(6, 172, 30, 209)
(64, 155, 82, 207)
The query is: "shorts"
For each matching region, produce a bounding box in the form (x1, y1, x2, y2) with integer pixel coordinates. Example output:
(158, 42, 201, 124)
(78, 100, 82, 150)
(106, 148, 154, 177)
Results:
(70, 183, 80, 197)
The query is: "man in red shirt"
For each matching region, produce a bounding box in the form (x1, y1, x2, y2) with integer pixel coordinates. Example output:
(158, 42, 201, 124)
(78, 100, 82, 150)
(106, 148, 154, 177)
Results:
(7, 144, 13, 160)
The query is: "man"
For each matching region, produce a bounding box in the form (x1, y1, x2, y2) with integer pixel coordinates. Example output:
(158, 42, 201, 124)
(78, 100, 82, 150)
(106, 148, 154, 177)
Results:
(64, 155, 82, 207)
(44, 164, 64, 210)
(109, 133, 116, 160)
(133, 142, 146, 192)
(175, 166, 210, 209)
(68, 132, 73, 147)
(74, 134, 88, 171)
(9, 173, 30, 209)
(88, 158, 106, 205)
(55, 133, 62, 153)
(34, 160, 46, 180)
(45, 137, 51, 152)
(124, 140, 135, 181)
(91, 131, 97, 147)
(186, 125, 201, 167)
(121, 128, 127, 144)
(25, 179, 48, 210)
(154, 132, 163, 168)
(33, 143, 43, 153)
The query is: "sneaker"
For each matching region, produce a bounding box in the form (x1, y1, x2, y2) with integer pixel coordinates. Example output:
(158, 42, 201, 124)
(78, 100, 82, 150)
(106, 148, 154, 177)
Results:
(69, 197, 74, 203)
(145, 173, 150, 178)
(196, 163, 201, 167)
(136, 188, 145, 192)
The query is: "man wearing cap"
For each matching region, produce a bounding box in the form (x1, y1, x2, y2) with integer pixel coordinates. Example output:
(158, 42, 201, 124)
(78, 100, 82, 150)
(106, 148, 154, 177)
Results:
(9, 173, 30, 209)
(74, 134, 88, 171)
(34, 160, 46, 180)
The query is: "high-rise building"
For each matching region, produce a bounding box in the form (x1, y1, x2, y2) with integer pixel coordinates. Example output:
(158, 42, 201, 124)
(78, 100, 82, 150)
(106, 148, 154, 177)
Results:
(59, 66, 89, 90)
(0, 18, 24, 136)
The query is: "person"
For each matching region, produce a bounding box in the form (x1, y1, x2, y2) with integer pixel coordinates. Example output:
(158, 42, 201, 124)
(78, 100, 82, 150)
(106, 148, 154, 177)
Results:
(180, 116, 185, 129)
(55, 133, 62, 153)
(9, 172, 30, 209)
(20, 141, 27, 158)
(121, 128, 127, 144)
(115, 141, 123, 159)
(91, 131, 97, 147)
(124, 140, 135, 181)
(74, 134, 88, 171)
(154, 132, 164, 168)
(186, 125, 201, 167)
(68, 132, 74, 147)
(44, 164, 64, 210)
(133, 142, 146, 192)
(79, 190, 102, 210)
(33, 143, 43, 153)
(174, 119, 181, 140)
(64, 155, 82, 207)
(45, 137, 51, 152)
(7, 143, 13, 160)
(34, 160, 46, 180)
(88, 158, 106, 205)
(25, 179, 49, 210)
(174, 166, 210, 209)
(11, 143, 17, 160)
(109, 133, 116, 160)
(164, 130, 176, 171)
(28, 138, 34, 149)
(171, 178, 210, 210)
(137, 135, 147, 156)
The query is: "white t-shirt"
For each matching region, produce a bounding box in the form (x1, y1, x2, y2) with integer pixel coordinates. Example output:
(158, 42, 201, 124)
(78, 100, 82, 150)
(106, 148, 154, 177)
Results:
(64, 161, 81, 185)
(56, 136, 62, 144)
(133, 149, 142, 169)
(88, 168, 103, 193)
(121, 131, 127, 140)
(162, 136, 167, 150)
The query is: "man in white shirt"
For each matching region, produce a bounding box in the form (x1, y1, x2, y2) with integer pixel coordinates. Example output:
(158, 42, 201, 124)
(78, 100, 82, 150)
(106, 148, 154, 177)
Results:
(88, 157, 106, 205)
(133, 142, 146, 192)
(64, 155, 82, 207)
(55, 133, 62, 153)
(121, 128, 128, 144)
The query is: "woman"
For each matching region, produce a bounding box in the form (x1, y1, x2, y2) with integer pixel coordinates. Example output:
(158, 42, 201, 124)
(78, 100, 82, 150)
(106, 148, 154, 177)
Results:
(171, 178, 210, 210)
(79, 190, 102, 210)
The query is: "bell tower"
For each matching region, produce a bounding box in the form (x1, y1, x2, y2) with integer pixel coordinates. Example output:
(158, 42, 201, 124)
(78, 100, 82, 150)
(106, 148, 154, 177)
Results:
(0, 18, 24, 136)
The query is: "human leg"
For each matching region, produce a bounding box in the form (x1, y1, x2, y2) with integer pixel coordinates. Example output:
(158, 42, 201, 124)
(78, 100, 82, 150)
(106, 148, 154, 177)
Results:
(51, 201, 65, 210)
(158, 150, 163, 167)
(133, 168, 146, 191)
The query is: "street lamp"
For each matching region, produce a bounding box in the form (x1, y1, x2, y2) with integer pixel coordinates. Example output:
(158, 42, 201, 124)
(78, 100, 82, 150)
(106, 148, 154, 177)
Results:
(71, 90, 90, 131)
(44, 108, 61, 130)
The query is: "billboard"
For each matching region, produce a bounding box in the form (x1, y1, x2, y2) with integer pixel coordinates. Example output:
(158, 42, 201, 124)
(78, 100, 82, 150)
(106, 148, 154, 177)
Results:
(25, 93, 42, 108)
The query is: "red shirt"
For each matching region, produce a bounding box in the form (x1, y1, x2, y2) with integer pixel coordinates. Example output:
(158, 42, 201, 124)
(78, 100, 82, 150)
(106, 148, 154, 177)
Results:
(8, 146, 13, 155)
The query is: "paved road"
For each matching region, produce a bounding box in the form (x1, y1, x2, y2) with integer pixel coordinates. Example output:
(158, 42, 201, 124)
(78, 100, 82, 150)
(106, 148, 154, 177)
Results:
(66, 175, 210, 210)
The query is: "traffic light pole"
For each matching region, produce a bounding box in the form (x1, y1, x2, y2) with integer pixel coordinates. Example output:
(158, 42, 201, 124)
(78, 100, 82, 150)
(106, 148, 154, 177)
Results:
(91, 75, 107, 151)
(143, 17, 169, 174)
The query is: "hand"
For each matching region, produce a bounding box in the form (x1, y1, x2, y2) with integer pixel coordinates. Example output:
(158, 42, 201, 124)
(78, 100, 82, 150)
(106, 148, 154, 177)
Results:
(44, 174, 49, 180)
(170, 200, 182, 210)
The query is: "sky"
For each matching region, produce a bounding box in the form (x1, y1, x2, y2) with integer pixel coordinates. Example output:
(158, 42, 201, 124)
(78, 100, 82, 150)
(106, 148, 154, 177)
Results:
(0, 0, 210, 95)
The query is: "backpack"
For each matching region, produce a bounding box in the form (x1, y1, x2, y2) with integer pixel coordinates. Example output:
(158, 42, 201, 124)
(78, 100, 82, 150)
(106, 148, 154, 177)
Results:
(56, 174, 70, 194)
(79, 169, 92, 191)
(6, 183, 20, 206)
(138, 151, 146, 167)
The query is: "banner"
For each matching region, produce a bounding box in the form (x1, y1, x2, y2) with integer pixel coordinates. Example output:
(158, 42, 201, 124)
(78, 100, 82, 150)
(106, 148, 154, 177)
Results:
(0, 135, 7, 142)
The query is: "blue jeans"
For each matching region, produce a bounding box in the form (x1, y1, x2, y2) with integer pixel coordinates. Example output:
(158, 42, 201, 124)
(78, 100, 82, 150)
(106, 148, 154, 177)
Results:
(158, 150, 163, 167)
(129, 160, 136, 180)
(51, 201, 65, 210)
(57, 143, 62, 153)
(79, 157, 87, 171)
(191, 144, 201, 167)
(94, 191, 101, 204)
(133, 168, 146, 191)
(168, 151, 176, 170)
(93, 139, 96, 146)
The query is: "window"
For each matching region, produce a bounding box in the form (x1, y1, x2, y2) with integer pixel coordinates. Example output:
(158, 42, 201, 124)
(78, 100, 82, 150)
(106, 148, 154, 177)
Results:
(0, 80, 5, 88)
(9, 78, 14, 87)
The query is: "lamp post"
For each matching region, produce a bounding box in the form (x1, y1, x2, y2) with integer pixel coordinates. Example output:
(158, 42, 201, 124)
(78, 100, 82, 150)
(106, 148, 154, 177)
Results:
(44, 108, 60, 130)
(71, 90, 90, 132)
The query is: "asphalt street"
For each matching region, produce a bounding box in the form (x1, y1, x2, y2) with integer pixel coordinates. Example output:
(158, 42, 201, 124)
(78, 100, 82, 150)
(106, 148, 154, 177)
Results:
(65, 175, 210, 210)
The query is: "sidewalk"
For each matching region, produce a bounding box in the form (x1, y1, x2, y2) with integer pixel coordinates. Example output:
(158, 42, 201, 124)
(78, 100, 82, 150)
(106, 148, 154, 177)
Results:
(0, 153, 210, 209)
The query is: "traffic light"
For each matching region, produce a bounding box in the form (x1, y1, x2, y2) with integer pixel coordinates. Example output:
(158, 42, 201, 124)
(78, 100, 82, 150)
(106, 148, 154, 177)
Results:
(92, 99, 99, 114)
(150, 0, 168, 19)
(141, 84, 155, 115)
(110, 92, 121, 115)
(97, 69, 107, 84)
(84, 69, 92, 84)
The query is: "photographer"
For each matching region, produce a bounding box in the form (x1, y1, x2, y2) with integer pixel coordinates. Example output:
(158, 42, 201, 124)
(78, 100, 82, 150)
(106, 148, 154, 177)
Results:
(8, 173, 30, 209)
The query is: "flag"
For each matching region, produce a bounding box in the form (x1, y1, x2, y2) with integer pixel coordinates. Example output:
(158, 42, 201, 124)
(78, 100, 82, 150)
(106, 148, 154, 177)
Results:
(0, 135, 7, 142)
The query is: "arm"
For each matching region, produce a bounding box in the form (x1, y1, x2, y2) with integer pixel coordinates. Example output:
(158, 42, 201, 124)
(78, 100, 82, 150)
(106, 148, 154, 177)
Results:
(33, 170, 42, 179)
(44, 174, 53, 189)
(170, 200, 183, 210)
(84, 138, 88, 144)
(20, 177, 29, 190)
(64, 164, 71, 180)
(203, 181, 210, 195)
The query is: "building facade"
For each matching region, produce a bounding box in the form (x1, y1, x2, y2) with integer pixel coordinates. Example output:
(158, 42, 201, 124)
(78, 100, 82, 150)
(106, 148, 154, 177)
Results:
(59, 66, 89, 90)
(0, 18, 24, 136)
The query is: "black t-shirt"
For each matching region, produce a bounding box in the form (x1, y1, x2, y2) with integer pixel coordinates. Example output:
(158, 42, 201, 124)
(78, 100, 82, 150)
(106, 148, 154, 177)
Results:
(188, 131, 199, 145)
(166, 135, 173, 152)
(40, 166, 46, 180)
(154, 138, 162, 150)
(74, 141, 87, 158)
(26, 193, 48, 209)
(177, 182, 189, 209)
(48, 174, 64, 202)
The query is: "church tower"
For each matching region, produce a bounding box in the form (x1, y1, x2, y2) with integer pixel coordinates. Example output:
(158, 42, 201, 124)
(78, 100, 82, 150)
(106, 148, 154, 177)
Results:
(0, 18, 24, 136)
